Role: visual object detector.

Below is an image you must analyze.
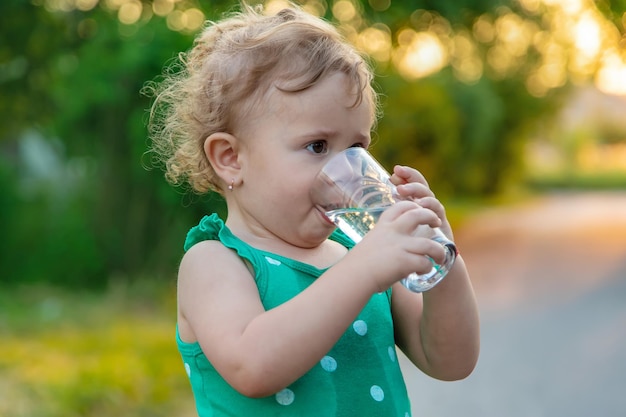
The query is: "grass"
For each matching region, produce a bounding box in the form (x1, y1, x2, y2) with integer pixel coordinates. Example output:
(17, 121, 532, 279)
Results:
(2, 183, 618, 416)
(526, 171, 626, 191)
(0, 280, 196, 417)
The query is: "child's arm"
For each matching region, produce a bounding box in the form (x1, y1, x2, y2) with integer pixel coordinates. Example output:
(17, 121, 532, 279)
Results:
(389, 165, 480, 381)
(177, 201, 445, 398)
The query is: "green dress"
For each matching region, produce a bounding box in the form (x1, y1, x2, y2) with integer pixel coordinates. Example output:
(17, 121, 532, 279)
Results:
(177, 214, 412, 417)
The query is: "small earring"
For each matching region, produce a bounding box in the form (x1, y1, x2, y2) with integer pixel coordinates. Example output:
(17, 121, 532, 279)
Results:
(228, 179, 234, 191)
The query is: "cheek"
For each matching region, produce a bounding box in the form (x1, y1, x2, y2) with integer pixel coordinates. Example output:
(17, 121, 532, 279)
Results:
(244, 151, 317, 202)
(280, 170, 316, 202)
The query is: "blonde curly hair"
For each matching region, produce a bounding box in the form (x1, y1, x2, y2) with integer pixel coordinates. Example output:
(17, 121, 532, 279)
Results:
(146, 2, 379, 194)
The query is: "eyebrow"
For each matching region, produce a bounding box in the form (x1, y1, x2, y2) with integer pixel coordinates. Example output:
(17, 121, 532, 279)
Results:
(297, 129, 370, 143)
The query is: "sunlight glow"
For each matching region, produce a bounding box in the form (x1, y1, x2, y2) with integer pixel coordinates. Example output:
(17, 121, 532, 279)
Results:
(543, 0, 584, 15)
(393, 30, 447, 79)
(37, 0, 626, 96)
(75, 0, 98, 11)
(495, 12, 534, 57)
(183, 8, 205, 31)
(104, 0, 125, 9)
(118, 0, 142, 25)
(473, 15, 495, 43)
(265, 0, 291, 16)
(166, 8, 204, 32)
(578, 143, 626, 172)
(451, 31, 483, 83)
(518, 0, 542, 14)
(357, 24, 392, 62)
(596, 53, 626, 96)
(333, 0, 357, 22)
(302, 0, 327, 17)
(573, 12, 601, 59)
(152, 0, 175, 17)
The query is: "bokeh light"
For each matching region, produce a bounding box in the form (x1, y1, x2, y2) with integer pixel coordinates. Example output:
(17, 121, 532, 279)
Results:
(118, 0, 142, 25)
(393, 29, 447, 79)
(38, 0, 626, 96)
(152, 0, 175, 17)
(335, 0, 626, 98)
(357, 24, 392, 62)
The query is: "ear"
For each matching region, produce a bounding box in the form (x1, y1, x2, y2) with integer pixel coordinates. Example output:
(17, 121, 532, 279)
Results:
(203, 132, 241, 188)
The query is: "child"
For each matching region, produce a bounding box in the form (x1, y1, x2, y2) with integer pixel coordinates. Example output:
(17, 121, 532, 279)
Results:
(147, 3, 479, 416)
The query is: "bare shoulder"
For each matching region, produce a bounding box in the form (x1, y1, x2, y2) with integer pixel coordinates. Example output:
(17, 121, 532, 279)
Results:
(179, 240, 245, 280)
(177, 240, 264, 345)
(178, 239, 258, 299)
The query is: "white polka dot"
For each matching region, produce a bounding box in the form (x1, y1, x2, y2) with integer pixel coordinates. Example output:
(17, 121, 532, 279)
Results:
(265, 256, 281, 266)
(320, 355, 337, 372)
(370, 385, 384, 401)
(276, 388, 295, 406)
(388, 346, 396, 362)
(184, 363, 191, 378)
(405, 412, 410, 417)
(353, 320, 368, 336)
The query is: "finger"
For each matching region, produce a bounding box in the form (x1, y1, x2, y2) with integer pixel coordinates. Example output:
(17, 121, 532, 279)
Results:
(378, 200, 421, 222)
(415, 197, 455, 240)
(395, 182, 434, 200)
(378, 202, 440, 231)
(390, 165, 429, 187)
(393, 205, 442, 231)
(415, 196, 445, 219)
(409, 238, 447, 267)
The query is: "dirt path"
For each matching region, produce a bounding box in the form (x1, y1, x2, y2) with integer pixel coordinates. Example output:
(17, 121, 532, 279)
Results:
(455, 191, 626, 311)
(401, 191, 626, 417)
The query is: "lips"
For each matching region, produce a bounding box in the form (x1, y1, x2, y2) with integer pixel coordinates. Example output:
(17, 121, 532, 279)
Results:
(316, 207, 334, 225)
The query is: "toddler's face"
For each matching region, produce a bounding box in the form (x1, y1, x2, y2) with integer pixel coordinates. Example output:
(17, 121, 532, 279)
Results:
(235, 71, 374, 248)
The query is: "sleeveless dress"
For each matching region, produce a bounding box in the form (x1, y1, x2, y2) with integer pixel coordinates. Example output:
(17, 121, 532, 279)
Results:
(177, 213, 412, 417)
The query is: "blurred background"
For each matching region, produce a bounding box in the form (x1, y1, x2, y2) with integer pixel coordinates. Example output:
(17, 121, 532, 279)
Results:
(1, 0, 625, 415)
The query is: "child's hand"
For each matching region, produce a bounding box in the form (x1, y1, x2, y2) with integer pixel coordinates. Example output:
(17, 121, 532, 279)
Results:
(390, 165, 454, 240)
(346, 200, 446, 291)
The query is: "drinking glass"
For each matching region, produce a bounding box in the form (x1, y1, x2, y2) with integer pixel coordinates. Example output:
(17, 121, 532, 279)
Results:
(310, 147, 457, 292)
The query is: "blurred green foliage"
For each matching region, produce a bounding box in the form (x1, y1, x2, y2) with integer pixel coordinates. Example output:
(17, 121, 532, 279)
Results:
(0, 282, 195, 416)
(1, 0, 228, 287)
(1, 0, 624, 415)
(0, 0, 619, 288)
(373, 69, 561, 196)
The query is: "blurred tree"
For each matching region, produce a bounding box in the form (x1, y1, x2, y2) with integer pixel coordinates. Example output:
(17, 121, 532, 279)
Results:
(596, 0, 626, 28)
(1, 0, 624, 287)
(0, 0, 65, 137)
(0, 1, 230, 286)
(328, 0, 571, 194)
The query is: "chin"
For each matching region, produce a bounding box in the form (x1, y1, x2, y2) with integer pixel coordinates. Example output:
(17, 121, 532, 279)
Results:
(304, 226, 335, 248)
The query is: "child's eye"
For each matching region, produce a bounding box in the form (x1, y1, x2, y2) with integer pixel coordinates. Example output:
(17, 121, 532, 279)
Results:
(306, 141, 328, 154)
